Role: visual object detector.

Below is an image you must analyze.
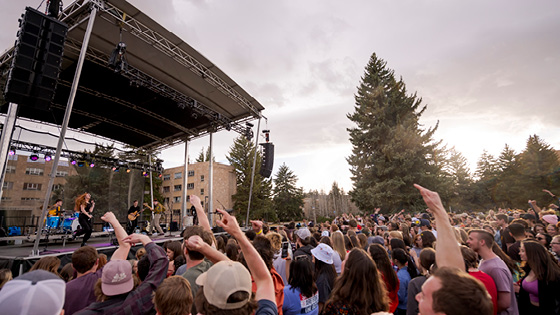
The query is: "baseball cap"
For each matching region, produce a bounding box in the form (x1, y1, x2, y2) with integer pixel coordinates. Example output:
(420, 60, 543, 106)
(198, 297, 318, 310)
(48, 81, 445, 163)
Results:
(321, 230, 330, 237)
(294, 228, 311, 240)
(101, 260, 134, 296)
(521, 214, 536, 221)
(542, 214, 558, 225)
(196, 260, 252, 310)
(311, 243, 334, 264)
(368, 236, 385, 246)
(0, 270, 65, 315)
(419, 219, 431, 227)
(420, 213, 431, 220)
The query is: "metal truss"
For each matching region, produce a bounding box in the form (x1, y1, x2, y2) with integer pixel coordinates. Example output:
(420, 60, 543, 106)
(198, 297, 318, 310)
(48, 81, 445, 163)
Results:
(10, 139, 163, 172)
(0, 0, 262, 151)
(95, 0, 261, 117)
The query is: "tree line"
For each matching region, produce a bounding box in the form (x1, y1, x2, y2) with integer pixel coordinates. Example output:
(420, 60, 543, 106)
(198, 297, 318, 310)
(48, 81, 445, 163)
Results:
(347, 53, 560, 214)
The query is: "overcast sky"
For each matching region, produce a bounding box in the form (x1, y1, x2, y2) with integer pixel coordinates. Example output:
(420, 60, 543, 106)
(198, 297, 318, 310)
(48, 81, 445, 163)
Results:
(1, 0, 559, 193)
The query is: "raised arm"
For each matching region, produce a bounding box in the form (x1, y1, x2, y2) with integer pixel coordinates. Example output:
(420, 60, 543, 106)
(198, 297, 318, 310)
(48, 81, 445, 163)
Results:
(101, 212, 131, 260)
(216, 209, 275, 303)
(186, 235, 228, 264)
(414, 184, 463, 270)
(190, 195, 211, 232)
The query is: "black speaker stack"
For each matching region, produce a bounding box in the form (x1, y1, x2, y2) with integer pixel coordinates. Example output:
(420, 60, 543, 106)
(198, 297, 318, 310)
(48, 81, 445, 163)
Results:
(259, 142, 274, 178)
(3, 7, 68, 110)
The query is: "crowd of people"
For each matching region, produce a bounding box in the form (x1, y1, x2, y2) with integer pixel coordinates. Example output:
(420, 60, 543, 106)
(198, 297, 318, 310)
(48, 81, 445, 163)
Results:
(0, 186, 559, 315)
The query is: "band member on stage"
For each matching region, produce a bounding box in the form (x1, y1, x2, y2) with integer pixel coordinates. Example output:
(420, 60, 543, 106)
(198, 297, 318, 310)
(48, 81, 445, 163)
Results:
(47, 199, 63, 229)
(144, 199, 165, 235)
(73, 193, 95, 246)
(127, 199, 141, 234)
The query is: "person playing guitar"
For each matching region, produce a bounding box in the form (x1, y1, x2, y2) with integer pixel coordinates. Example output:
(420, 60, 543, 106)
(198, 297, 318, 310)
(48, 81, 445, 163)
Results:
(144, 199, 166, 236)
(127, 200, 141, 234)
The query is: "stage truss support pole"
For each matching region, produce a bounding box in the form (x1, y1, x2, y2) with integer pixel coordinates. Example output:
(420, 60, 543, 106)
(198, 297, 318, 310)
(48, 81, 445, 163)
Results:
(149, 153, 154, 231)
(246, 116, 261, 227)
(208, 132, 214, 227)
(181, 138, 189, 228)
(32, 6, 98, 256)
(0, 103, 19, 201)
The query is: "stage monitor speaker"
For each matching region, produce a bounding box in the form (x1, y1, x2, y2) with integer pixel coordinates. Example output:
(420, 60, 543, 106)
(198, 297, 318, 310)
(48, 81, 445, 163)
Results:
(170, 221, 178, 232)
(3, 7, 67, 110)
(259, 142, 274, 178)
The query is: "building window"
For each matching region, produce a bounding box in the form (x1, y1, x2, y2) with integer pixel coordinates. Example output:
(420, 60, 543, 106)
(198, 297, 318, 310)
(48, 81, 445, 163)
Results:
(2, 182, 13, 190)
(8, 154, 17, 161)
(163, 186, 170, 193)
(186, 195, 190, 202)
(164, 197, 170, 205)
(23, 183, 42, 190)
(6, 165, 16, 173)
(174, 185, 182, 192)
(200, 188, 204, 195)
(163, 174, 171, 180)
(200, 175, 205, 182)
(174, 172, 182, 179)
(58, 160, 69, 167)
(1, 197, 11, 201)
(53, 184, 63, 190)
(25, 168, 44, 176)
(55, 171, 68, 177)
(173, 196, 181, 203)
(21, 197, 41, 201)
(188, 170, 194, 177)
(187, 183, 194, 190)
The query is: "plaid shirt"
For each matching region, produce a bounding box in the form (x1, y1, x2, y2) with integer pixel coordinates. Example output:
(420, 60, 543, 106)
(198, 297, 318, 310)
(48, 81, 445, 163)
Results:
(76, 242, 167, 315)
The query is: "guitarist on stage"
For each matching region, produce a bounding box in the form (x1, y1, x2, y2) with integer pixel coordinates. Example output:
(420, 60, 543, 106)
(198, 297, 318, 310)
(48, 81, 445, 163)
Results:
(144, 199, 166, 236)
(127, 199, 141, 234)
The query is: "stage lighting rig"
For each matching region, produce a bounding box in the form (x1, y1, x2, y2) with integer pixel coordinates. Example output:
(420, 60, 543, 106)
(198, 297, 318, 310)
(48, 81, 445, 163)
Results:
(30, 153, 39, 161)
(108, 42, 128, 73)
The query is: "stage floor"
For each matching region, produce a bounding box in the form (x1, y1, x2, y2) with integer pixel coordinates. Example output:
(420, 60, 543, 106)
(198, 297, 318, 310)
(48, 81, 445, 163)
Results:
(0, 231, 184, 276)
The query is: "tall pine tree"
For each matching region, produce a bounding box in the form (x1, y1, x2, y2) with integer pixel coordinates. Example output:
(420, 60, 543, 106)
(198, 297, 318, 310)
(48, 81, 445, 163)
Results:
(347, 53, 441, 212)
(273, 163, 303, 221)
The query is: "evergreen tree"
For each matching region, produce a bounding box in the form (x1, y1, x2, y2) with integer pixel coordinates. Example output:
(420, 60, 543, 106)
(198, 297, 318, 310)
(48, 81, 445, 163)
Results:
(444, 147, 473, 210)
(273, 163, 304, 221)
(518, 135, 560, 203)
(347, 53, 441, 212)
(494, 145, 523, 207)
(472, 150, 499, 208)
(226, 136, 274, 223)
(195, 147, 215, 162)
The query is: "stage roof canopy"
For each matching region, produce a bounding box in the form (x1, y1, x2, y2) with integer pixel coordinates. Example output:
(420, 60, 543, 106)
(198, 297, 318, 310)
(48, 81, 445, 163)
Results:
(0, 0, 264, 150)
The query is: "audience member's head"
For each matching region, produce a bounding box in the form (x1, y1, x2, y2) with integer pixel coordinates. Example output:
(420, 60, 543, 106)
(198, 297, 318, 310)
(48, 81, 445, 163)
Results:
(0, 269, 13, 289)
(194, 260, 257, 314)
(183, 226, 213, 260)
(0, 270, 65, 315)
(153, 276, 193, 315)
(417, 267, 493, 315)
(30, 256, 61, 277)
(72, 245, 98, 274)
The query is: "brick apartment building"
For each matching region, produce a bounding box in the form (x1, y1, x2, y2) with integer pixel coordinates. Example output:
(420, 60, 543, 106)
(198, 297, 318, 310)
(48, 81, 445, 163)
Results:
(0, 154, 77, 226)
(161, 161, 236, 224)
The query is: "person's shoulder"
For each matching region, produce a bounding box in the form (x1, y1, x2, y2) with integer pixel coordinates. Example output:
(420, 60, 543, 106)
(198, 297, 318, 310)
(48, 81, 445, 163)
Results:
(255, 299, 278, 315)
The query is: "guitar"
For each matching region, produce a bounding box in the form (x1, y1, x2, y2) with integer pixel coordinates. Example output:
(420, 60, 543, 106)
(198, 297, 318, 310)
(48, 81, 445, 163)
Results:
(128, 210, 140, 221)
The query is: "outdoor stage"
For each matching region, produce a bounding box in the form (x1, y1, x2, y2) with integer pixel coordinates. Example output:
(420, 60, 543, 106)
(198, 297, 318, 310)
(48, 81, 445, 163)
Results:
(0, 231, 184, 277)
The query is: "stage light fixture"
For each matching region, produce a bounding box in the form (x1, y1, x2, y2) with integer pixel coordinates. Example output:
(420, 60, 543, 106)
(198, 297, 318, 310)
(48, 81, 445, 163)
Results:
(30, 153, 39, 161)
(8, 148, 15, 156)
(142, 171, 149, 177)
(44, 153, 52, 162)
(126, 168, 131, 173)
(77, 161, 85, 167)
(112, 165, 120, 172)
(89, 160, 95, 168)
(158, 173, 163, 178)
(71, 159, 77, 165)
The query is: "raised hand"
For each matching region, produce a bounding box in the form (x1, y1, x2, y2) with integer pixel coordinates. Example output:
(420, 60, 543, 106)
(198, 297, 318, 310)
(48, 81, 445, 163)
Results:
(414, 184, 445, 217)
(101, 212, 117, 223)
(250, 220, 263, 232)
(216, 209, 241, 237)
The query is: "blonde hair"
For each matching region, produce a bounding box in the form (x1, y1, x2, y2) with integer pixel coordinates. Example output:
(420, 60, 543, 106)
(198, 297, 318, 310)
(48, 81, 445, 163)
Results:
(388, 231, 403, 240)
(266, 232, 283, 253)
(331, 231, 346, 261)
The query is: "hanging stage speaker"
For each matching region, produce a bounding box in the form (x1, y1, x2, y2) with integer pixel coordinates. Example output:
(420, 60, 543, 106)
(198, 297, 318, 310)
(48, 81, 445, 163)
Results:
(3, 7, 67, 110)
(259, 142, 274, 178)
